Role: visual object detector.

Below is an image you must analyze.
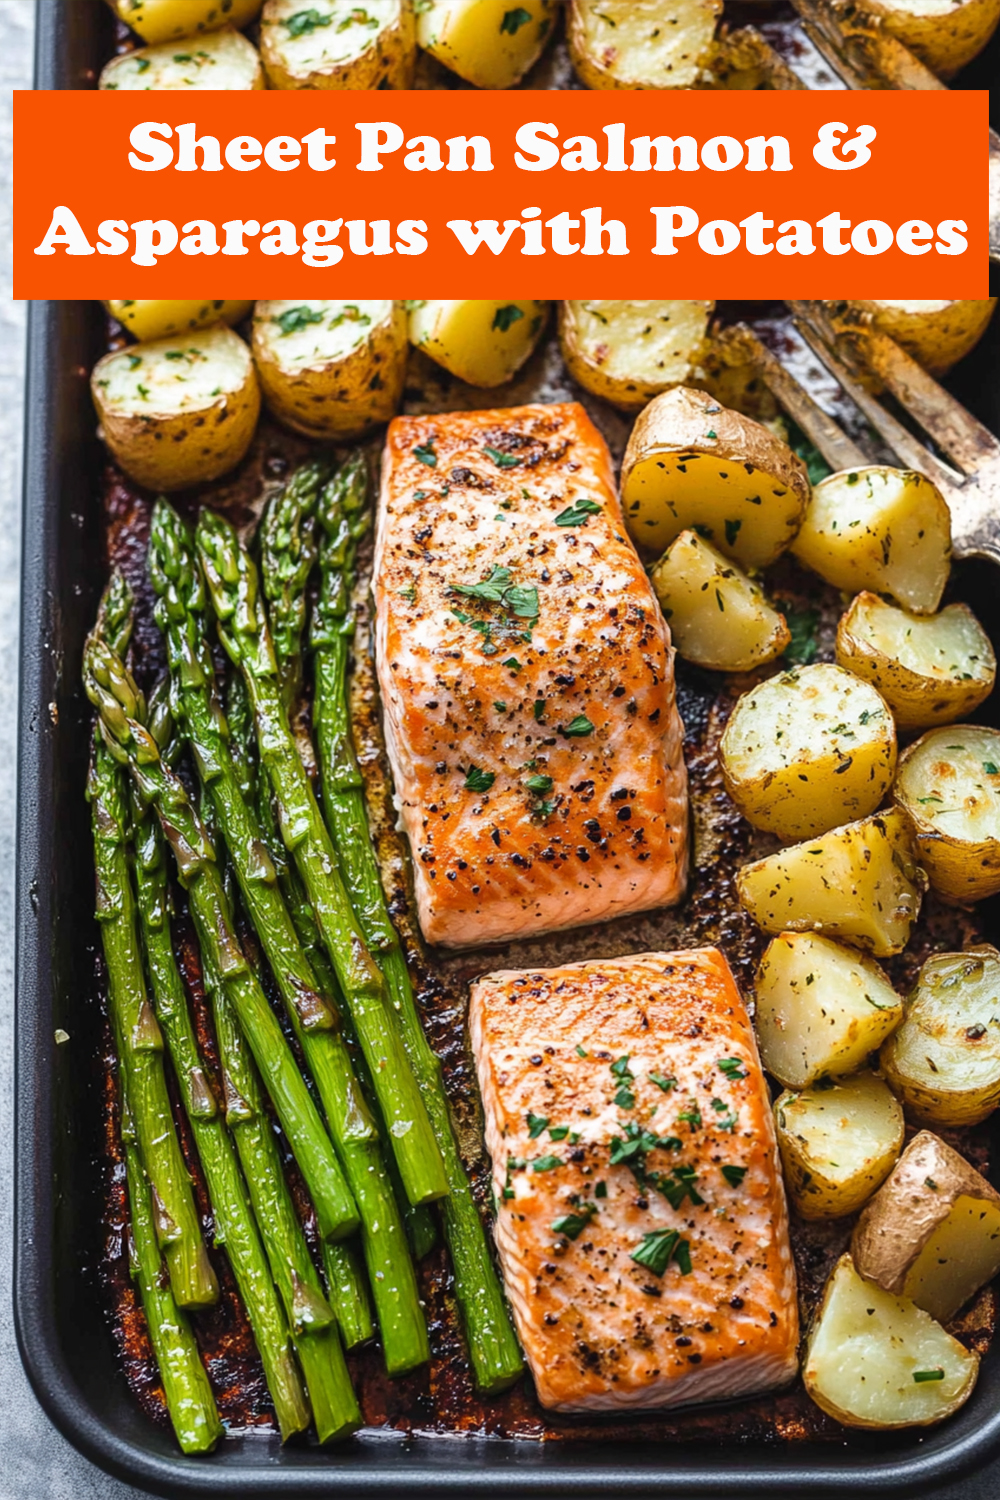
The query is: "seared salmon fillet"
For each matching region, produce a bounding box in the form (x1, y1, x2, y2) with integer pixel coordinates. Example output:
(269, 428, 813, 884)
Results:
(469, 949, 799, 1412)
(374, 402, 688, 949)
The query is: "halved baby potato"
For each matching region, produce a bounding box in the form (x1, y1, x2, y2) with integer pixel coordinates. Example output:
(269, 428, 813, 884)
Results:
(880, 946, 1000, 1127)
(893, 727, 1000, 902)
(650, 531, 789, 673)
(775, 1071, 904, 1220)
(105, 0, 263, 43)
(260, 0, 414, 89)
(567, 0, 722, 89)
(621, 387, 811, 565)
(416, 0, 555, 88)
(99, 25, 263, 88)
(559, 301, 714, 411)
(408, 301, 548, 388)
(105, 300, 253, 343)
(859, 0, 1000, 77)
(91, 325, 260, 492)
(843, 299, 997, 375)
(720, 663, 896, 841)
(736, 809, 925, 958)
(836, 593, 995, 731)
(755, 933, 904, 1090)
(853, 1131, 1000, 1323)
(804, 1255, 979, 1429)
(792, 467, 952, 616)
(252, 300, 407, 440)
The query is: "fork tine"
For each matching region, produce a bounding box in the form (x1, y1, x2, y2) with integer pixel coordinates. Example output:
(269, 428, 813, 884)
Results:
(789, 303, 965, 496)
(858, 326, 1000, 475)
(729, 323, 868, 472)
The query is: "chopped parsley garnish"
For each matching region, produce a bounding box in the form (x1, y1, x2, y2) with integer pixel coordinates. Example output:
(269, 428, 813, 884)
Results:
(724, 518, 742, 547)
(503, 656, 522, 673)
(554, 497, 602, 527)
(533, 798, 556, 819)
(595, 1180, 607, 1198)
(464, 766, 495, 793)
(658, 1165, 704, 1210)
(913, 1368, 945, 1383)
(525, 773, 553, 793)
(492, 303, 524, 332)
(500, 6, 533, 32)
(677, 1102, 702, 1130)
(614, 1086, 636, 1110)
(548, 1125, 570, 1141)
(274, 304, 324, 336)
(532, 1154, 561, 1172)
(711, 1099, 739, 1132)
(133, 56, 150, 71)
(532, 698, 545, 721)
(649, 1072, 677, 1092)
(552, 1204, 597, 1240)
(984, 761, 999, 775)
(494, 701, 507, 713)
(721, 1165, 747, 1188)
(126, 354, 142, 370)
(526, 1111, 549, 1139)
(783, 606, 819, 666)
(484, 445, 522, 469)
(610, 1055, 633, 1081)
(285, 8, 333, 36)
(630, 1227, 692, 1277)
(563, 714, 594, 737)
(413, 441, 437, 468)
(398, 585, 416, 602)
(575, 1044, 588, 1058)
(717, 1057, 747, 1081)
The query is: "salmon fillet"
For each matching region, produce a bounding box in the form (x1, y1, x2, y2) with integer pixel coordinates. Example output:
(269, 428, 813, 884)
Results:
(469, 949, 799, 1412)
(374, 402, 688, 949)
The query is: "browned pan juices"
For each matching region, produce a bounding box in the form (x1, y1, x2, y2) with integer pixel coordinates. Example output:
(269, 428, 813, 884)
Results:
(94, 312, 995, 1447)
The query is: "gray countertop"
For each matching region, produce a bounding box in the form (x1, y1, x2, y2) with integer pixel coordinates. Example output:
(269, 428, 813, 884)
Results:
(0, 3, 996, 1494)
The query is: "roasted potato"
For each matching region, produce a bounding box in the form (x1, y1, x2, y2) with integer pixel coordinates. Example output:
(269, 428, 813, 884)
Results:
(559, 301, 714, 411)
(775, 1072, 904, 1219)
(567, 0, 721, 88)
(853, 1131, 1000, 1323)
(650, 531, 790, 673)
(720, 664, 896, 841)
(621, 387, 810, 566)
(880, 947, 1000, 1127)
(260, 0, 415, 89)
(893, 727, 1000, 902)
(804, 1254, 978, 1429)
(105, 300, 253, 343)
(105, 0, 263, 43)
(860, 0, 1000, 77)
(416, 0, 555, 88)
(90, 325, 260, 492)
(99, 25, 263, 88)
(792, 467, 951, 616)
(408, 301, 548, 388)
(836, 593, 995, 731)
(755, 933, 904, 1090)
(843, 299, 997, 375)
(736, 810, 925, 958)
(252, 300, 407, 440)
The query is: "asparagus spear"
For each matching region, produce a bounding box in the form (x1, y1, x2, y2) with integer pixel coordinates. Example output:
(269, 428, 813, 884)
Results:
(86, 589, 217, 1311)
(226, 671, 375, 1347)
(131, 785, 311, 1441)
(122, 1105, 223, 1454)
(202, 943, 361, 1444)
(83, 597, 357, 1246)
(312, 458, 525, 1393)
(256, 476, 437, 1265)
(196, 508, 447, 1209)
(149, 505, 427, 1375)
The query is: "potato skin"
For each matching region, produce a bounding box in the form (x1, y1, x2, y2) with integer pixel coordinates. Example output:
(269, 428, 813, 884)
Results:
(650, 530, 789, 673)
(90, 328, 260, 492)
(106, 0, 263, 43)
(860, 0, 1000, 77)
(99, 26, 264, 89)
(852, 1131, 1000, 1306)
(260, 0, 415, 89)
(252, 301, 408, 440)
(558, 300, 714, 411)
(835, 593, 996, 731)
(621, 385, 810, 566)
(843, 299, 997, 375)
(104, 299, 253, 343)
(416, 0, 555, 88)
(774, 1073, 903, 1220)
(893, 727, 1000, 902)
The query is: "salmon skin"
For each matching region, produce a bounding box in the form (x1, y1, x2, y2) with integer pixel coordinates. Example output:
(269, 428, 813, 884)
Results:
(469, 949, 799, 1413)
(374, 402, 688, 949)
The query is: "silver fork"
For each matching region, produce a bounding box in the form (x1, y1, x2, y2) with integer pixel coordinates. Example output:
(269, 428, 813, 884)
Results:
(732, 300, 1000, 572)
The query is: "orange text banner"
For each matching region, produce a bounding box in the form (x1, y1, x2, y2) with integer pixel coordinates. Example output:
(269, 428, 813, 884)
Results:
(14, 88, 988, 298)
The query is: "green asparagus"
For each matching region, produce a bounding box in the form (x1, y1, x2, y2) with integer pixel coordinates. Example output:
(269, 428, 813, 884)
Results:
(86, 582, 217, 1311)
(131, 786, 311, 1441)
(123, 1105, 223, 1454)
(312, 457, 525, 1393)
(83, 593, 358, 1245)
(196, 509, 447, 1209)
(149, 503, 427, 1375)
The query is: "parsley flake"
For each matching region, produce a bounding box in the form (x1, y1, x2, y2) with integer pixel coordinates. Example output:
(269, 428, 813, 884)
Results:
(285, 8, 333, 36)
(913, 1369, 945, 1383)
(717, 1057, 747, 1081)
(492, 304, 524, 332)
(630, 1227, 692, 1277)
(413, 442, 437, 468)
(464, 766, 495, 793)
(484, 445, 521, 469)
(552, 1203, 597, 1240)
(554, 497, 602, 528)
(563, 715, 594, 737)
(500, 6, 533, 32)
(649, 1072, 676, 1092)
(274, 304, 324, 336)
(525, 773, 553, 793)
(721, 1164, 747, 1188)
(532, 1154, 561, 1172)
(526, 1111, 548, 1139)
